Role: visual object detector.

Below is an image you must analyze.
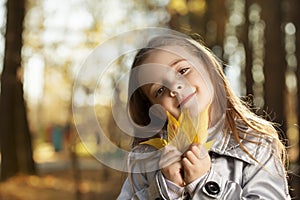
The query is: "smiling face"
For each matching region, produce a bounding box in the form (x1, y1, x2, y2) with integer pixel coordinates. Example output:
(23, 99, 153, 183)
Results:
(138, 46, 213, 119)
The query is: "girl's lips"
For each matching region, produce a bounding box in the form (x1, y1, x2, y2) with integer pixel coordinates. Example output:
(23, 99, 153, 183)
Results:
(178, 92, 196, 108)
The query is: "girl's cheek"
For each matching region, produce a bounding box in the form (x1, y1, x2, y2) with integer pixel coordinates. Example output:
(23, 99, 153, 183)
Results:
(170, 110, 180, 119)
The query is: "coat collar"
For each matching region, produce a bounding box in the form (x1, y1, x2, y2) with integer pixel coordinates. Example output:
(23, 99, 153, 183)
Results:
(208, 121, 274, 165)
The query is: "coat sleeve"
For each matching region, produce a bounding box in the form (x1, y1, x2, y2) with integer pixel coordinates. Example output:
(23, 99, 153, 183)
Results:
(117, 145, 170, 200)
(191, 142, 291, 199)
(117, 171, 170, 200)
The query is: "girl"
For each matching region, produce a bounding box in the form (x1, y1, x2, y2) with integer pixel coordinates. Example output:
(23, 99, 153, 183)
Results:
(117, 34, 291, 199)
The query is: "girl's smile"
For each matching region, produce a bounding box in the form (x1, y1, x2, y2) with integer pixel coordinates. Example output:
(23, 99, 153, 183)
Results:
(177, 90, 197, 108)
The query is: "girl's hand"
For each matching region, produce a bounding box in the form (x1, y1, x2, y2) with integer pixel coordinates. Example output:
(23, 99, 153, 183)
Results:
(182, 144, 211, 184)
(159, 145, 185, 187)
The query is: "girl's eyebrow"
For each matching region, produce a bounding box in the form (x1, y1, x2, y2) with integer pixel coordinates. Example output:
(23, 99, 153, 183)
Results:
(143, 83, 156, 98)
(168, 58, 186, 67)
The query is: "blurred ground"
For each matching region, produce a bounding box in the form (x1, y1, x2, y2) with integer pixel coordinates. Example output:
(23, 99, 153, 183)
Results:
(2, 149, 299, 199)
(0, 150, 126, 200)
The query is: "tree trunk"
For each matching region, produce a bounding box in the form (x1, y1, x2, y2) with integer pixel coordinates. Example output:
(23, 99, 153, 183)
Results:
(243, 0, 254, 97)
(295, 4, 300, 197)
(204, 0, 226, 49)
(290, 0, 300, 183)
(284, 0, 300, 196)
(294, 0, 300, 163)
(0, 0, 35, 181)
(260, 0, 286, 134)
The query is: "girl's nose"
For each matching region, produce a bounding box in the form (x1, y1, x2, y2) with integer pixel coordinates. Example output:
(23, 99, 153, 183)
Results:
(170, 84, 183, 97)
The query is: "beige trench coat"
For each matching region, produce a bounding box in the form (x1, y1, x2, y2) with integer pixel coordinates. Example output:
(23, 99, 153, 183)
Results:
(117, 122, 291, 200)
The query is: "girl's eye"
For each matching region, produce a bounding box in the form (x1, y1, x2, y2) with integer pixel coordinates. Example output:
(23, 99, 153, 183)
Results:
(155, 87, 166, 97)
(179, 67, 189, 74)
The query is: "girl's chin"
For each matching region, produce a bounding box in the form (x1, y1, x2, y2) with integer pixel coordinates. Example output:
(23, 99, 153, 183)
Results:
(180, 96, 200, 117)
(181, 98, 210, 118)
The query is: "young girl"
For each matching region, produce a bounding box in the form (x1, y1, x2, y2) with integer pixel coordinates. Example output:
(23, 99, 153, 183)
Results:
(117, 34, 291, 199)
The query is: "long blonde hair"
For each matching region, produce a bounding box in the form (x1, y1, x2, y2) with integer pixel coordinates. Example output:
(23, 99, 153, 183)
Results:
(127, 35, 287, 166)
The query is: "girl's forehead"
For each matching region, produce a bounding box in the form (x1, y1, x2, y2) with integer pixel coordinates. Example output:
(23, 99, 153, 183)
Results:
(136, 62, 177, 85)
(143, 45, 195, 65)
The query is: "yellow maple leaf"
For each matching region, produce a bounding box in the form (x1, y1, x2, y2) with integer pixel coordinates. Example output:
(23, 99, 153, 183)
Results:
(140, 138, 168, 149)
(141, 104, 214, 152)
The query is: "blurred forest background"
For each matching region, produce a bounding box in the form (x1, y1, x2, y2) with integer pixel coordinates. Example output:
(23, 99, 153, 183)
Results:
(0, 0, 300, 199)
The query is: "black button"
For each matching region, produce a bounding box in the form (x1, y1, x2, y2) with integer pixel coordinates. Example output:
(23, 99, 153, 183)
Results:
(204, 181, 220, 195)
(155, 198, 163, 200)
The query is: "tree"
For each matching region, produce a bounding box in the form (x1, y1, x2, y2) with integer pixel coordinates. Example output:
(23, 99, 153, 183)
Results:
(290, 0, 300, 196)
(0, 0, 35, 181)
(242, 0, 254, 97)
(260, 0, 287, 134)
(294, 0, 300, 164)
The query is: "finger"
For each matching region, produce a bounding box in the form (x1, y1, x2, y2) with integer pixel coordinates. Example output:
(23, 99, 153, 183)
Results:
(185, 150, 198, 165)
(190, 145, 201, 159)
(199, 145, 209, 159)
(190, 144, 208, 159)
(182, 157, 192, 168)
(159, 150, 182, 168)
(161, 145, 182, 160)
(162, 147, 182, 159)
(159, 154, 181, 167)
(163, 145, 179, 153)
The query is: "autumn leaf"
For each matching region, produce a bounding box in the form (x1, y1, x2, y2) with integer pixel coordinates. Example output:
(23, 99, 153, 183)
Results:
(141, 105, 214, 152)
(140, 138, 168, 149)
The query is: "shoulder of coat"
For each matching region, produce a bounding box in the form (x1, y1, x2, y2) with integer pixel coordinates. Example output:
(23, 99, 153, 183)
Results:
(212, 120, 276, 165)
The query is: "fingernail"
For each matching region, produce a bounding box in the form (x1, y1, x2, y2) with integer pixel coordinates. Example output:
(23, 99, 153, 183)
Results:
(199, 145, 208, 159)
